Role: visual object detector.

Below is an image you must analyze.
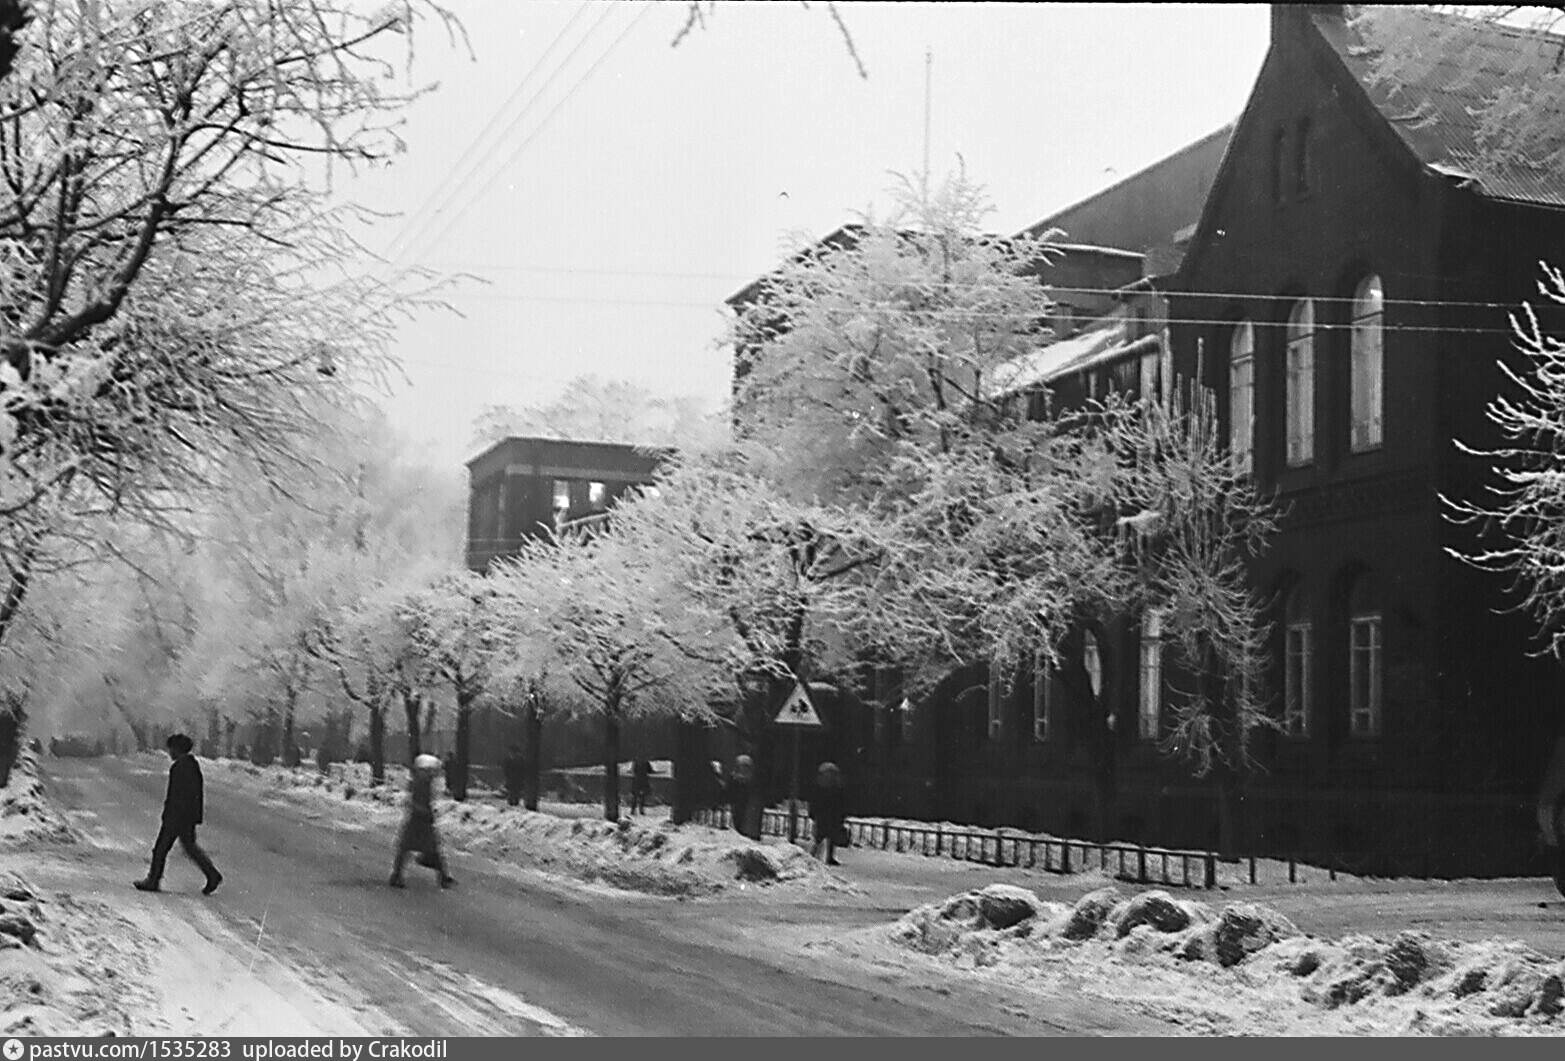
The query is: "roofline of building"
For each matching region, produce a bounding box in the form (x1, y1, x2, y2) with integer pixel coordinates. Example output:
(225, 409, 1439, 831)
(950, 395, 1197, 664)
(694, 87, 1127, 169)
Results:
(465, 435, 677, 468)
(1018, 122, 1237, 240)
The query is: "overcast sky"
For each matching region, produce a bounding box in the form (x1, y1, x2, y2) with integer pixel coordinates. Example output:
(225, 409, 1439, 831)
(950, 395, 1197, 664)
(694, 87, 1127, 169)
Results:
(348, 2, 1272, 470)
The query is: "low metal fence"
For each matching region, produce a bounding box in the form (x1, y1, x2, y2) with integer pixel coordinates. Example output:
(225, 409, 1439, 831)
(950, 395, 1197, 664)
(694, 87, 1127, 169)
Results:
(689, 806, 1223, 889)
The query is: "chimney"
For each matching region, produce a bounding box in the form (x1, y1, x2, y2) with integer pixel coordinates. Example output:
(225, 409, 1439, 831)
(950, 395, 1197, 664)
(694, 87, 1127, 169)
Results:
(1272, 4, 1344, 43)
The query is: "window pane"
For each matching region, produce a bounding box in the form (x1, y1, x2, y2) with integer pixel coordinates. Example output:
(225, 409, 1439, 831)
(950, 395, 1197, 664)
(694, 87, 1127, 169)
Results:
(1230, 321, 1254, 473)
(1083, 634, 1102, 698)
(1286, 300, 1315, 465)
(1033, 653, 1051, 742)
(1139, 611, 1164, 739)
(1351, 275, 1384, 451)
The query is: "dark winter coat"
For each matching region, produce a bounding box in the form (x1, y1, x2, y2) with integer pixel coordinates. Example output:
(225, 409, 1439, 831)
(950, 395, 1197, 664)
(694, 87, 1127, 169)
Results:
(397, 771, 438, 855)
(809, 782, 845, 838)
(162, 753, 204, 826)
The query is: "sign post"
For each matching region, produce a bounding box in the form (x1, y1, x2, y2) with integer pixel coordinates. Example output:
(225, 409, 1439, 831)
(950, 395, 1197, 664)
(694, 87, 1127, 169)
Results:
(772, 680, 824, 843)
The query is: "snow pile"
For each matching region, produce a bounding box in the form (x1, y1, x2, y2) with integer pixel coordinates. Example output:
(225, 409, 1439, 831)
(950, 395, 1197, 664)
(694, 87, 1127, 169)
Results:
(889, 884, 1565, 1034)
(0, 752, 77, 846)
(0, 868, 155, 1036)
(209, 759, 856, 898)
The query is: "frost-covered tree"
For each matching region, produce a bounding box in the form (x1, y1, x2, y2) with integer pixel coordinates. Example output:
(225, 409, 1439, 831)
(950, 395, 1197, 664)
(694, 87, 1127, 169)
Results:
(470, 375, 720, 452)
(1447, 265, 1565, 652)
(490, 519, 735, 821)
(0, 0, 456, 631)
(733, 171, 1278, 844)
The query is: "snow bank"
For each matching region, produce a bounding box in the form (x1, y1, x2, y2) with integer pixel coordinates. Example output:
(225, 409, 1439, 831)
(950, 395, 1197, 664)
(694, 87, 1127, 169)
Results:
(0, 752, 78, 846)
(208, 759, 857, 899)
(889, 884, 1565, 1035)
(0, 868, 155, 1036)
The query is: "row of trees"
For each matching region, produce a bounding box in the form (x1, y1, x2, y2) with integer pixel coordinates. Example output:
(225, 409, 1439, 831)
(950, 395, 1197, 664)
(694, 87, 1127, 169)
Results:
(207, 173, 1274, 844)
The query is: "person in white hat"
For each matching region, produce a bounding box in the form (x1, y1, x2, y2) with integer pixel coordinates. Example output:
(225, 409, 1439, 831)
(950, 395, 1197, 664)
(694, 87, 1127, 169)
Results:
(389, 753, 455, 889)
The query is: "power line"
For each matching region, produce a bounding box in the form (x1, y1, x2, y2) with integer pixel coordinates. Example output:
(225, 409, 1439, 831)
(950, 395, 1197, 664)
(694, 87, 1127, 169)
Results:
(384, 2, 596, 265)
(393, 1, 625, 268)
(405, 2, 655, 265)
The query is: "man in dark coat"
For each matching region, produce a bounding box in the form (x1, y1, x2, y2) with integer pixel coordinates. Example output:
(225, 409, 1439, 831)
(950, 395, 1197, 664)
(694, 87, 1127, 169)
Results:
(135, 733, 222, 895)
(501, 744, 527, 808)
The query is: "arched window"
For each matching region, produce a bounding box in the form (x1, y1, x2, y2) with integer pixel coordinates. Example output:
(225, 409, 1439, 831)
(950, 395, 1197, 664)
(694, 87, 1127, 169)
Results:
(1350, 275, 1384, 451)
(1286, 299, 1316, 466)
(1083, 630, 1102, 700)
(1294, 117, 1312, 196)
(1348, 574, 1383, 737)
(1283, 584, 1312, 737)
(1271, 127, 1287, 205)
(1229, 320, 1255, 474)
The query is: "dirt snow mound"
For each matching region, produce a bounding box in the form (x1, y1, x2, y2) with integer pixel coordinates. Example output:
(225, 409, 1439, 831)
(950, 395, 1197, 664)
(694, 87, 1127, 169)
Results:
(0, 754, 77, 846)
(889, 884, 1565, 1033)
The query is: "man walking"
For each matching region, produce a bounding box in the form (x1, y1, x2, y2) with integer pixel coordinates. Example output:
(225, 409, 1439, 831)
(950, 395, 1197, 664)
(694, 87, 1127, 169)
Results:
(134, 733, 222, 895)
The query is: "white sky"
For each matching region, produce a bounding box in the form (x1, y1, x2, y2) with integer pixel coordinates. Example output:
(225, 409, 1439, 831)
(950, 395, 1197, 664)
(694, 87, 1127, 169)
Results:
(347, 2, 1272, 470)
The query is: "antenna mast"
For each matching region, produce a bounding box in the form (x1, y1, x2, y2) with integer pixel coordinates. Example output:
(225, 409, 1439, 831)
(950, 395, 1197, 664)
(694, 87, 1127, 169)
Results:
(922, 46, 933, 197)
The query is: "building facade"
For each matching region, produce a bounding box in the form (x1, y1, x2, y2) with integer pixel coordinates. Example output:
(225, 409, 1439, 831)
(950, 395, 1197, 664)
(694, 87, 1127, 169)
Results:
(843, 5, 1565, 875)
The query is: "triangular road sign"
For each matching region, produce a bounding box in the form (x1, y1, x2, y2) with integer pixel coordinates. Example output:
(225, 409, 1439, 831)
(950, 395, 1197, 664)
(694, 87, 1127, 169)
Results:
(773, 681, 823, 727)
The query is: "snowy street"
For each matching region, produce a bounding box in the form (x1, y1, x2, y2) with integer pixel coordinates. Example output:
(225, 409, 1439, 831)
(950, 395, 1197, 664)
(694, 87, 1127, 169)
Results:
(10, 756, 1160, 1036)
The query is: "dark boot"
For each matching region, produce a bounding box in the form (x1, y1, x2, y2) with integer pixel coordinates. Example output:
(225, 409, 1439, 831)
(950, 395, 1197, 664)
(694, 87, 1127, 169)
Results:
(202, 871, 223, 895)
(133, 878, 159, 892)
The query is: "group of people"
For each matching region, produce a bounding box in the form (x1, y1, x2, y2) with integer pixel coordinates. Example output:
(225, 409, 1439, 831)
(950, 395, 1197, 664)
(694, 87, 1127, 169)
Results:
(720, 754, 846, 865)
(131, 735, 842, 896)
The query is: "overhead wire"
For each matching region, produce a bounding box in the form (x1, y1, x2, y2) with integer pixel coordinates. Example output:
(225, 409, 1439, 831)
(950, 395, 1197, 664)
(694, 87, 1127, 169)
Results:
(400, 2, 656, 267)
(383, 1, 596, 265)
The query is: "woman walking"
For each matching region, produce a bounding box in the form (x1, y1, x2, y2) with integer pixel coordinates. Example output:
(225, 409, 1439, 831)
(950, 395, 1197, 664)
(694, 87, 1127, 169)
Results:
(390, 754, 456, 889)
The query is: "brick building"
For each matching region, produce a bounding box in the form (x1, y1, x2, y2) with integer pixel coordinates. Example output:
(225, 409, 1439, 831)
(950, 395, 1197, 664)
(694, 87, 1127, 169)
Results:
(844, 5, 1565, 876)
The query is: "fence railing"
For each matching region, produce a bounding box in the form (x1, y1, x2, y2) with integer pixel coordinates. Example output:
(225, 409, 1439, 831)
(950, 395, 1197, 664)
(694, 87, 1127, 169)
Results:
(689, 806, 1224, 889)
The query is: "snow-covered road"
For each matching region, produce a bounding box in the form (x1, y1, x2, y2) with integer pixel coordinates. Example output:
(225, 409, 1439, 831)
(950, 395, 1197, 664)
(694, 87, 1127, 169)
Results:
(19, 756, 1170, 1036)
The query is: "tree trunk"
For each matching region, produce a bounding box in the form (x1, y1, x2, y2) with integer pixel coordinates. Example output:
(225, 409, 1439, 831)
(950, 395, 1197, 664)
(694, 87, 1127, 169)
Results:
(368, 703, 386, 784)
(223, 718, 236, 758)
(1214, 761, 1245, 858)
(603, 707, 621, 821)
(0, 543, 36, 652)
(670, 718, 709, 824)
(281, 689, 299, 768)
(453, 688, 473, 801)
(403, 691, 421, 762)
(523, 694, 542, 811)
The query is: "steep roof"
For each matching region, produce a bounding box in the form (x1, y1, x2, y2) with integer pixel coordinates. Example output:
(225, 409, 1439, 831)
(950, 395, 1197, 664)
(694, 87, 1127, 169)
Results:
(1321, 6, 1565, 208)
(1017, 123, 1235, 265)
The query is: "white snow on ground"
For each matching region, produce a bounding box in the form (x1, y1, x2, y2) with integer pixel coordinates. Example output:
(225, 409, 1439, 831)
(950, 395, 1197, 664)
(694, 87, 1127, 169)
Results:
(207, 758, 858, 898)
(865, 882, 1565, 1035)
(0, 752, 78, 845)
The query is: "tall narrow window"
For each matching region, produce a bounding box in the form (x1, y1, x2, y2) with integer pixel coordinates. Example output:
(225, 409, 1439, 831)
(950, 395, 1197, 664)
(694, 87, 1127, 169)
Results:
(1271, 127, 1287, 205)
(1230, 320, 1255, 474)
(1294, 117, 1312, 196)
(1032, 651, 1052, 742)
(588, 480, 606, 507)
(1349, 575, 1383, 737)
(987, 661, 1004, 740)
(552, 478, 570, 513)
(898, 697, 915, 744)
(1082, 631, 1103, 700)
(1284, 585, 1312, 737)
(1139, 610, 1165, 739)
(1350, 274, 1384, 451)
(1286, 299, 1316, 466)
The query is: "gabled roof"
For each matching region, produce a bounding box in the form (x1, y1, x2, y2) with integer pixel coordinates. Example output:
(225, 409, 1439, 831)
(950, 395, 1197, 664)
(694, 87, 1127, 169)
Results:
(1323, 6, 1565, 208)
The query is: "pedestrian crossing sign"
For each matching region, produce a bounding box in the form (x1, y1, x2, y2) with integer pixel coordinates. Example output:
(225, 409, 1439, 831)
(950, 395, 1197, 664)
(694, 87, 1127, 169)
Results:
(773, 681, 823, 727)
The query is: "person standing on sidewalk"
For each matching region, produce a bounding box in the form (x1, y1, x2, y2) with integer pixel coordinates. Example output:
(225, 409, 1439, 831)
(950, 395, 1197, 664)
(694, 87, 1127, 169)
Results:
(134, 734, 222, 895)
(390, 753, 456, 889)
(809, 761, 845, 866)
